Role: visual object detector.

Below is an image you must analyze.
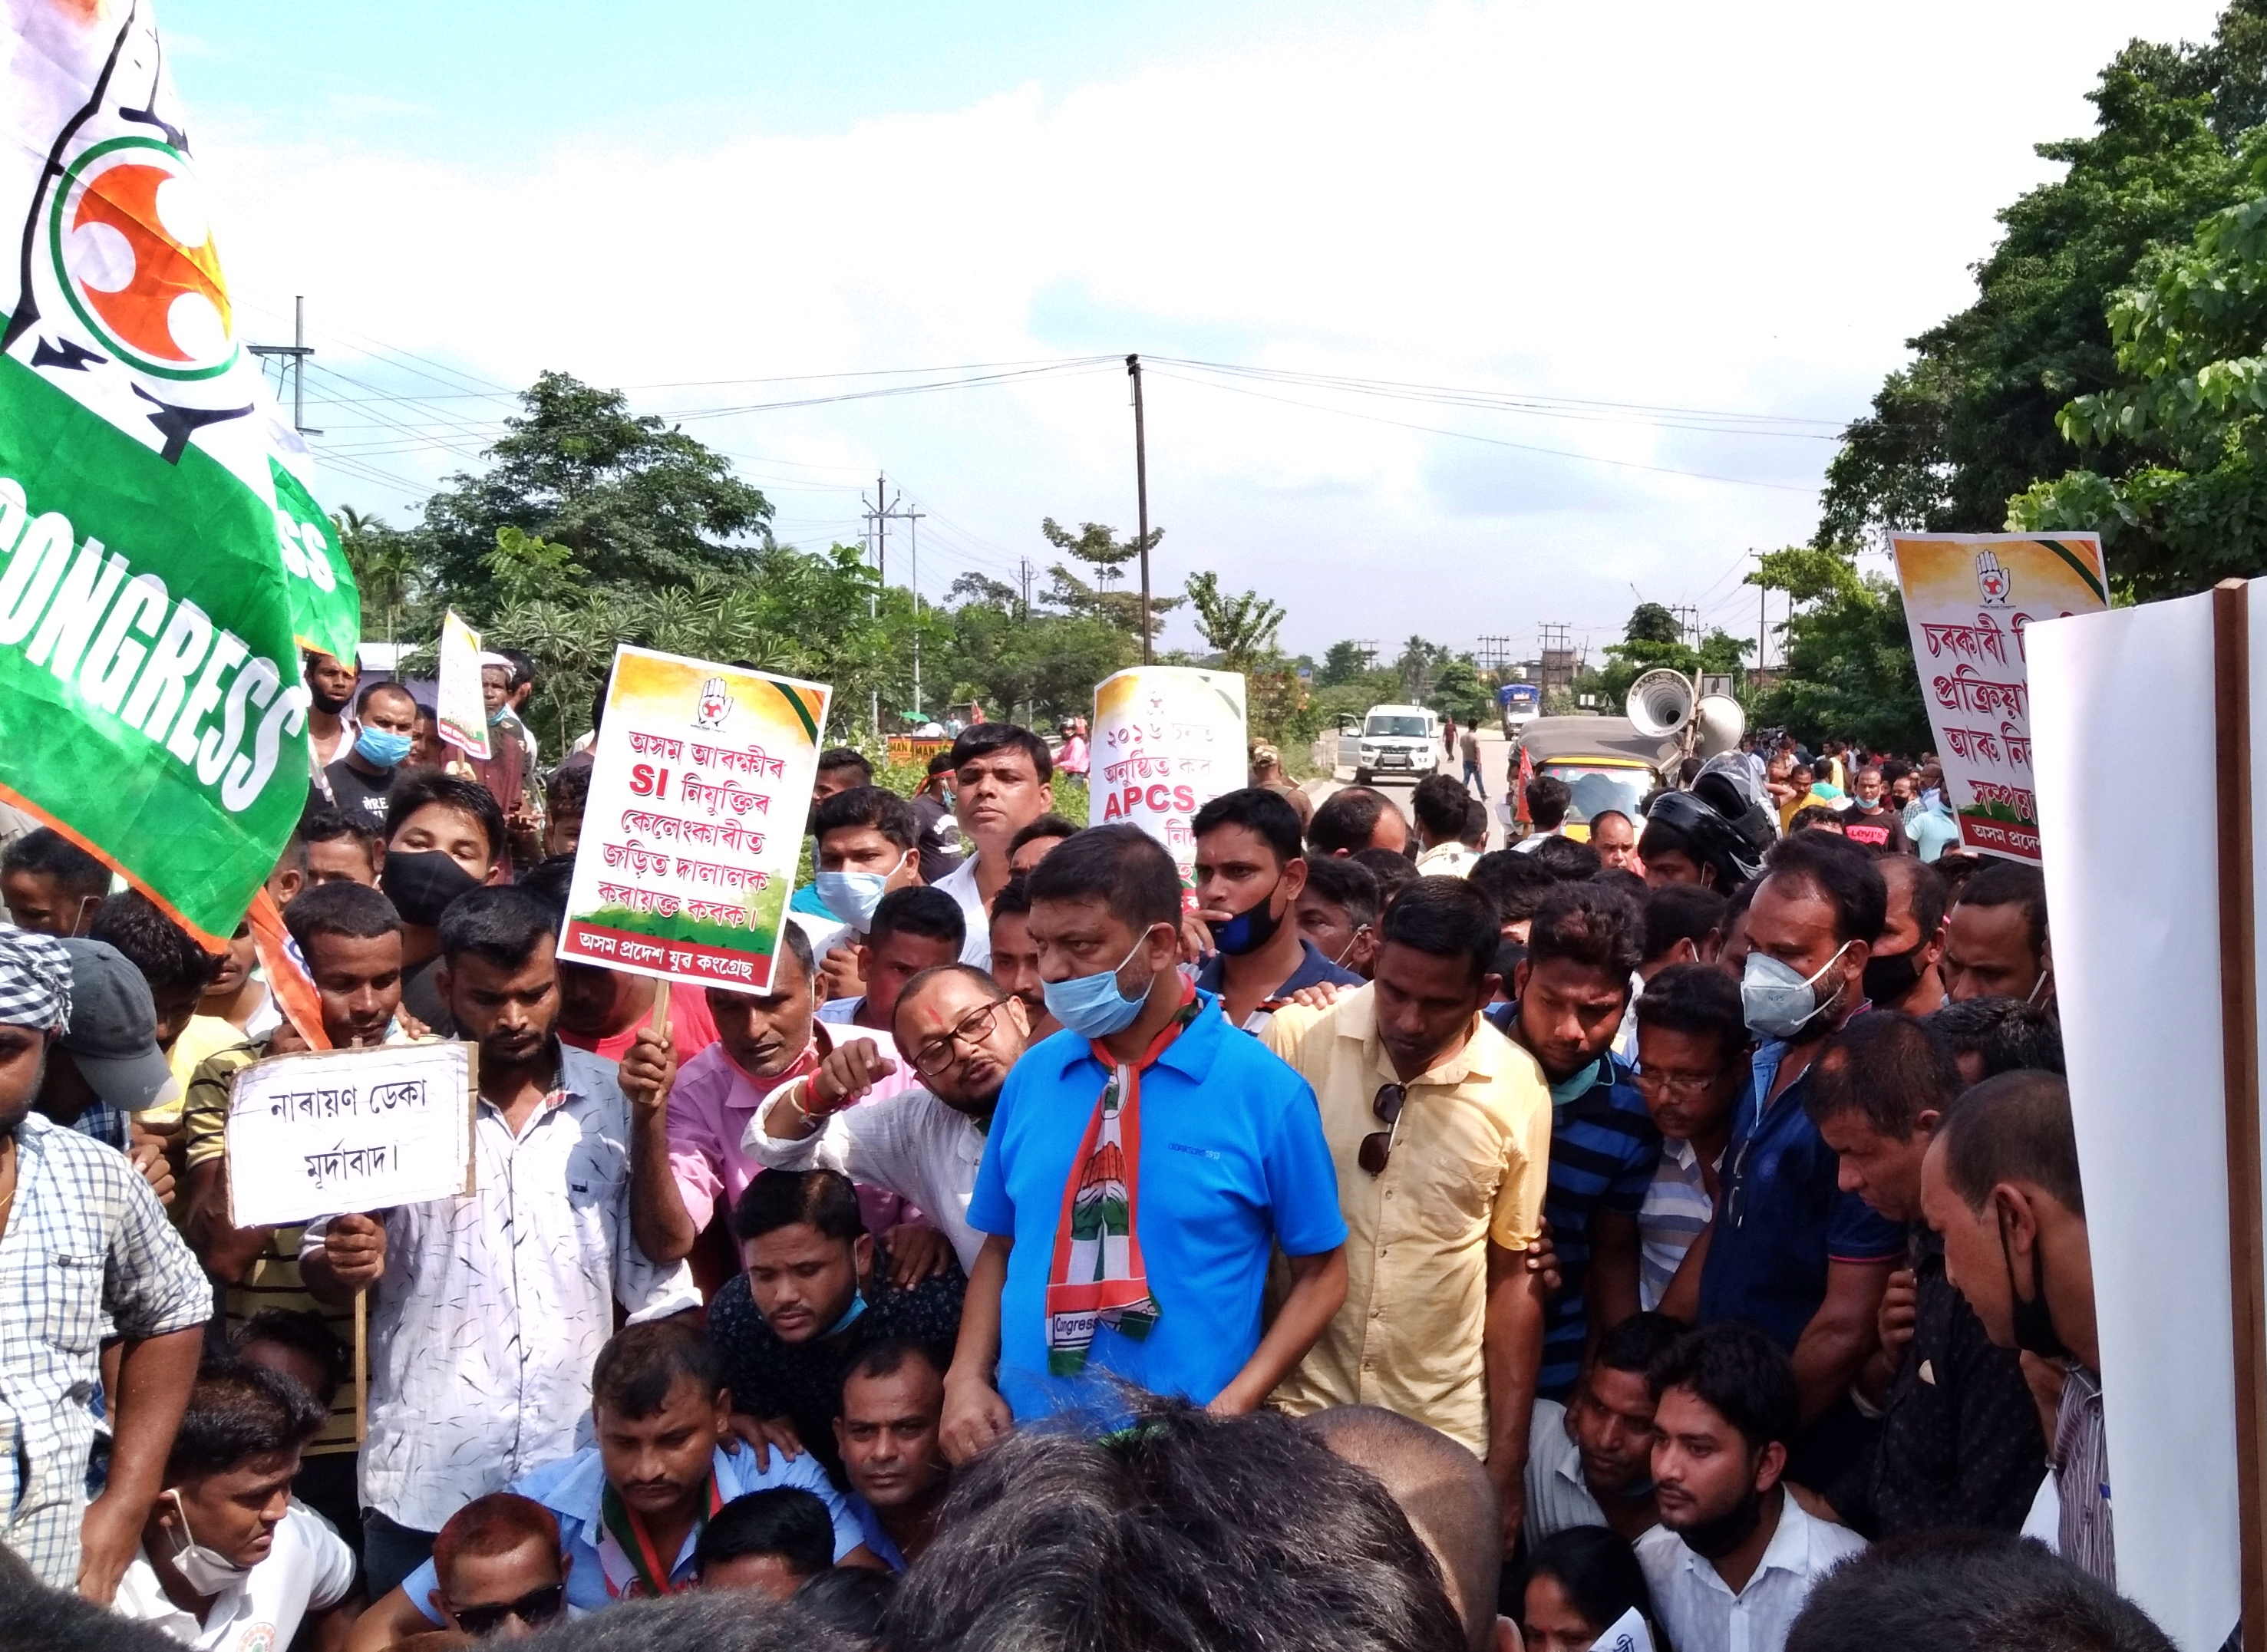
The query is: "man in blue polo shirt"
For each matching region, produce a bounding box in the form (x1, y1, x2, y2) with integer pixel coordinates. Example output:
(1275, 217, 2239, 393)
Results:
(1671, 831, 1905, 1485)
(939, 823, 1348, 1455)
(1191, 788, 1362, 1034)
(1487, 883, 1658, 1400)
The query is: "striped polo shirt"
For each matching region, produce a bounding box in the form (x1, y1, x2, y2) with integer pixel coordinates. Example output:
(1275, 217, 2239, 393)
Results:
(1490, 1005, 1661, 1399)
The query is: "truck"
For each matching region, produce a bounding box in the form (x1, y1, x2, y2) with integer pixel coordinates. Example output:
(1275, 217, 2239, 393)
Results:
(1498, 681, 1540, 735)
(1351, 704, 1440, 785)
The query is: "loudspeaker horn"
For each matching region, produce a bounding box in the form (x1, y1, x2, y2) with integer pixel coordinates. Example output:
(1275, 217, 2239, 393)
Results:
(1693, 693, 1746, 757)
(1626, 669, 1696, 739)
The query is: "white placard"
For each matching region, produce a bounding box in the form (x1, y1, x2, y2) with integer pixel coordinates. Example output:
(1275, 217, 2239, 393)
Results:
(224, 1041, 477, 1228)
(2031, 589, 2242, 1650)
(437, 609, 491, 760)
(1090, 665, 1247, 885)
(1589, 1607, 1655, 1652)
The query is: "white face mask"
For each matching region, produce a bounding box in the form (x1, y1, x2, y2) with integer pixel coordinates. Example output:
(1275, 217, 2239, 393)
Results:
(1740, 941, 1853, 1040)
(815, 851, 911, 932)
(162, 1491, 256, 1594)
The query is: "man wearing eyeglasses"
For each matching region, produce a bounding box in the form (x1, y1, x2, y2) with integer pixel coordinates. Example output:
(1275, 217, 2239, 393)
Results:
(744, 964, 1031, 1271)
(1263, 877, 1553, 1556)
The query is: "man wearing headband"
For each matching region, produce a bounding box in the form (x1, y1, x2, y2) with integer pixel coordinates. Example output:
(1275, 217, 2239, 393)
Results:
(0, 924, 212, 1602)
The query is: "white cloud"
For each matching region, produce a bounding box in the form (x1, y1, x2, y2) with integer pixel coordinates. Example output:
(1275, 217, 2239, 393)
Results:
(199, 0, 2226, 655)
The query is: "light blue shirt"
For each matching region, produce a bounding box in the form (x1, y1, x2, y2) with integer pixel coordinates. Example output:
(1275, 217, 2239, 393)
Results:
(401, 1443, 860, 1620)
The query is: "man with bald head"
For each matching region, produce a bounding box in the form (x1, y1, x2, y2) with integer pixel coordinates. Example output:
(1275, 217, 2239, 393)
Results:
(1305, 1406, 1517, 1652)
(744, 963, 1028, 1271)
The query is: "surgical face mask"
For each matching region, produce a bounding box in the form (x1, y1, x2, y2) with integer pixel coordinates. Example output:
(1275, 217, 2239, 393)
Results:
(2000, 1207, 2068, 1360)
(1861, 945, 1924, 1005)
(1740, 942, 1853, 1040)
(816, 853, 908, 932)
(1330, 925, 1371, 968)
(380, 850, 483, 928)
(1041, 928, 1159, 1039)
(163, 1491, 255, 1594)
(353, 725, 414, 769)
(1207, 879, 1286, 958)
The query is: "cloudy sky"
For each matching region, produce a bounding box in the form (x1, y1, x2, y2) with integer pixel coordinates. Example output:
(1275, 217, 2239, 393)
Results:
(174, 0, 2226, 661)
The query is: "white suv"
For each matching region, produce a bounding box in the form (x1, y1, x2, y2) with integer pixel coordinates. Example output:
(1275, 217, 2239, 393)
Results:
(1352, 704, 1440, 784)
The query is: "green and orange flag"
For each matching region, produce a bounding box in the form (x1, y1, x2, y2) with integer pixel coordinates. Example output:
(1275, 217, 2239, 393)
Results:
(2, 0, 359, 944)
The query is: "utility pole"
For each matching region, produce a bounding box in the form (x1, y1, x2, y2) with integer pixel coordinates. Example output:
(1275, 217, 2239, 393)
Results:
(1017, 558, 1035, 617)
(1128, 354, 1152, 664)
(1751, 549, 1766, 678)
(859, 473, 927, 724)
(249, 295, 322, 436)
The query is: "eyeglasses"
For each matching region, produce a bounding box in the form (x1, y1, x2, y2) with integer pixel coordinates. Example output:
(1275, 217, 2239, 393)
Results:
(1632, 1066, 1725, 1098)
(453, 1583, 566, 1637)
(1358, 1083, 1407, 1176)
(910, 1000, 1004, 1077)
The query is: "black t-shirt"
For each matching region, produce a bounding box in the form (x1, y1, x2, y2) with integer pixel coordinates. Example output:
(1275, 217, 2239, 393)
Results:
(908, 793, 965, 885)
(323, 758, 394, 831)
(400, 954, 454, 1037)
(1840, 803, 1910, 855)
(710, 1249, 966, 1485)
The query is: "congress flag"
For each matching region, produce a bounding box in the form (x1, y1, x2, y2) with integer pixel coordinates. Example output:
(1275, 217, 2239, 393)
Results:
(0, 0, 358, 943)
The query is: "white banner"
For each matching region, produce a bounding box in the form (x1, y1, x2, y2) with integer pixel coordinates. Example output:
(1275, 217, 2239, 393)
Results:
(224, 1040, 476, 1228)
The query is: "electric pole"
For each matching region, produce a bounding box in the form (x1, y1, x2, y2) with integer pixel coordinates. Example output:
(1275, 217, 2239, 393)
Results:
(1128, 354, 1152, 664)
(1751, 549, 1766, 678)
(249, 295, 322, 436)
(860, 473, 927, 724)
(1017, 558, 1035, 617)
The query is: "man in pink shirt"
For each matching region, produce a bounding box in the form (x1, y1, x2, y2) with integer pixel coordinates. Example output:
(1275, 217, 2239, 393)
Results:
(627, 926, 939, 1288)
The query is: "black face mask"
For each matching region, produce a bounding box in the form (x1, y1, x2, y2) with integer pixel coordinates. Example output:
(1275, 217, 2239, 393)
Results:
(1862, 945, 1925, 1004)
(381, 851, 483, 928)
(1206, 881, 1287, 958)
(2000, 1207, 2069, 1360)
(1675, 1479, 1765, 1561)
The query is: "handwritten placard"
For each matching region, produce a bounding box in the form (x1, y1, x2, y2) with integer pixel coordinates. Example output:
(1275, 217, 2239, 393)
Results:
(224, 1040, 477, 1228)
(1091, 666, 1247, 889)
(436, 609, 490, 760)
(557, 645, 831, 994)
(1892, 533, 2108, 862)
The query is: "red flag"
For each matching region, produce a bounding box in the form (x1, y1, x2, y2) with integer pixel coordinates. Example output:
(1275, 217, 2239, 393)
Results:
(247, 888, 330, 1050)
(1515, 746, 1536, 825)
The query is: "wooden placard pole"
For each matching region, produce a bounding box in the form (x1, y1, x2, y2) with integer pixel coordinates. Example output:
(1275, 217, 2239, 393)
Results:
(2213, 575, 2267, 1652)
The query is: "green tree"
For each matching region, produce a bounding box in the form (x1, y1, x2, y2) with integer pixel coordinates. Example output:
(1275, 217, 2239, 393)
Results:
(2011, 132, 2267, 595)
(1390, 635, 1448, 702)
(1625, 602, 1683, 645)
(1817, 7, 2263, 548)
(1317, 639, 1374, 686)
(1038, 518, 1180, 640)
(1183, 572, 1286, 670)
(1427, 658, 1492, 725)
(418, 371, 774, 602)
(1747, 547, 1932, 751)
(332, 506, 418, 644)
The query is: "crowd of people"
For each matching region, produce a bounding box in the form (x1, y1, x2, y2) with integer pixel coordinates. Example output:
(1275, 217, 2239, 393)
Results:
(0, 645, 2169, 1652)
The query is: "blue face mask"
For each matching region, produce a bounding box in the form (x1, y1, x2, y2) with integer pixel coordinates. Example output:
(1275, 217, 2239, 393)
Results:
(354, 725, 414, 769)
(1042, 928, 1159, 1039)
(815, 855, 907, 932)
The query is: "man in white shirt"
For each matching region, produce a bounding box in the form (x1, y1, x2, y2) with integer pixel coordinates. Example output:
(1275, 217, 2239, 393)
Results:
(746, 964, 1031, 1271)
(1637, 1322, 1865, 1652)
(113, 1363, 358, 1650)
(1409, 775, 1481, 878)
(301, 889, 697, 1598)
(928, 724, 1056, 970)
(1523, 1311, 1683, 1544)
(1511, 776, 1572, 854)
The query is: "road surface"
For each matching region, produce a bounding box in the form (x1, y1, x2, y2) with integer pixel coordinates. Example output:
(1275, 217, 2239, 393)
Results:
(1304, 726, 1516, 851)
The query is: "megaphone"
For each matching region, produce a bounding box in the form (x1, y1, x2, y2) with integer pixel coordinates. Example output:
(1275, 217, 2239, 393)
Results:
(1626, 669, 1695, 739)
(1693, 693, 1746, 757)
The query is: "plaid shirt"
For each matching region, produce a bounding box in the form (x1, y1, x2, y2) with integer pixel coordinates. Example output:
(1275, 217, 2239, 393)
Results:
(0, 1113, 212, 1586)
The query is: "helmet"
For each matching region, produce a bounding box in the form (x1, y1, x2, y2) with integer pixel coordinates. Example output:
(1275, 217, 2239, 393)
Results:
(1644, 785, 1769, 890)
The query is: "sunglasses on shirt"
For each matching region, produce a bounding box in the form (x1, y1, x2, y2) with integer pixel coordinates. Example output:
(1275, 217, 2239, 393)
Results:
(452, 1582, 566, 1637)
(1359, 1083, 1407, 1176)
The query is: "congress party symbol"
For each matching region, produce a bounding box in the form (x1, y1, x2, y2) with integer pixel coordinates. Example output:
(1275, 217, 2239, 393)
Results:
(51, 136, 236, 381)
